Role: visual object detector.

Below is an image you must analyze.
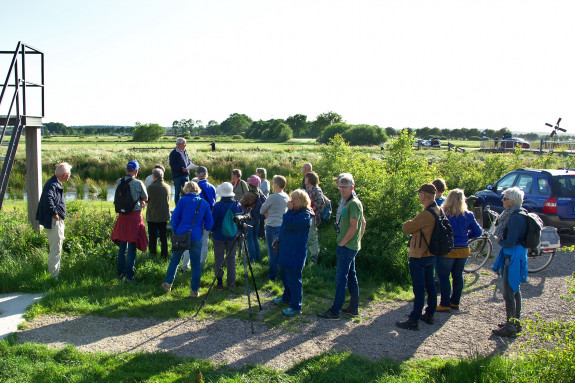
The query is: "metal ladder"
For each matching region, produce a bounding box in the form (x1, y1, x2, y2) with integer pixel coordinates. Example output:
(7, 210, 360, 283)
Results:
(0, 42, 44, 210)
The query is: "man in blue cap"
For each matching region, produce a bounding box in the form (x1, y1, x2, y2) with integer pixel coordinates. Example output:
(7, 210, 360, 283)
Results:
(111, 160, 149, 284)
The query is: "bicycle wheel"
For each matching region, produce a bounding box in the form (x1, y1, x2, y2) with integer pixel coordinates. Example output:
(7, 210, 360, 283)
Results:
(464, 237, 492, 272)
(527, 249, 555, 273)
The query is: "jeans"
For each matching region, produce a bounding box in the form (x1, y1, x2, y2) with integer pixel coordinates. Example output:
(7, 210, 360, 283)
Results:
(246, 217, 261, 262)
(307, 225, 319, 263)
(409, 256, 437, 321)
(502, 255, 521, 321)
(165, 241, 202, 291)
(435, 256, 467, 307)
(173, 175, 189, 206)
(280, 265, 304, 311)
(148, 221, 168, 258)
(213, 240, 238, 288)
(46, 218, 65, 278)
(265, 225, 281, 280)
(117, 241, 137, 280)
(331, 246, 359, 314)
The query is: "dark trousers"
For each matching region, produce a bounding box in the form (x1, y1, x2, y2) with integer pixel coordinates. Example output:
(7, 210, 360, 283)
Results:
(148, 221, 168, 258)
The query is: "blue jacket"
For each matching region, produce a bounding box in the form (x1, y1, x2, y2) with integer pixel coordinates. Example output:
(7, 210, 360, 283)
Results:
(499, 212, 528, 249)
(170, 193, 213, 241)
(447, 211, 483, 248)
(492, 245, 528, 293)
(35, 175, 65, 229)
(277, 208, 312, 268)
(211, 197, 243, 241)
(197, 179, 217, 210)
(169, 148, 191, 179)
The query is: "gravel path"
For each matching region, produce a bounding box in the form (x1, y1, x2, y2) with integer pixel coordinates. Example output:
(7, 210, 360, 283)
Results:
(17, 243, 575, 370)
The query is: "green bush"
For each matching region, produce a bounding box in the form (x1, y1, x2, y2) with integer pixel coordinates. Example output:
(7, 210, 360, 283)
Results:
(321, 122, 351, 143)
(132, 123, 166, 142)
(341, 124, 387, 146)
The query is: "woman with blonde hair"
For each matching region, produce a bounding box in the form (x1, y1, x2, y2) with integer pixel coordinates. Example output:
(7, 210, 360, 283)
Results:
(273, 189, 313, 315)
(436, 189, 482, 312)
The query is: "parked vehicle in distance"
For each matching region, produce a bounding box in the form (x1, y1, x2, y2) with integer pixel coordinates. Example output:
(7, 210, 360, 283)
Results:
(423, 137, 441, 147)
(472, 168, 575, 234)
(500, 137, 530, 149)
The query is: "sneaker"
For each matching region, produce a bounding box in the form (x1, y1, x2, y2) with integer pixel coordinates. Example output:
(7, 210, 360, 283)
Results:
(215, 285, 224, 291)
(124, 277, 138, 285)
(180, 267, 190, 273)
(492, 323, 517, 337)
(161, 282, 172, 292)
(341, 307, 359, 317)
(396, 319, 419, 331)
(450, 303, 460, 310)
(282, 308, 301, 316)
(420, 313, 434, 325)
(190, 290, 199, 298)
(436, 305, 451, 312)
(273, 298, 285, 305)
(317, 309, 340, 320)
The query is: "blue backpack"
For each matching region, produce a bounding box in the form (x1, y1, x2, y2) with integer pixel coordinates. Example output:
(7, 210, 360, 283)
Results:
(319, 194, 332, 221)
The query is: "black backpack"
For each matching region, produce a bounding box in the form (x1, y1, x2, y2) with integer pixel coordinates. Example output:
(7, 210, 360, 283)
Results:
(514, 210, 544, 251)
(114, 178, 138, 215)
(251, 191, 267, 220)
(421, 207, 455, 257)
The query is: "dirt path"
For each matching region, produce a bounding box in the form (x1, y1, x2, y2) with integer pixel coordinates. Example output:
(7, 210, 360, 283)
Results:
(17, 245, 574, 370)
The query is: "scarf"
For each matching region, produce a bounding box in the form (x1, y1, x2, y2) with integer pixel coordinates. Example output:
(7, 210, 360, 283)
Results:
(493, 203, 521, 240)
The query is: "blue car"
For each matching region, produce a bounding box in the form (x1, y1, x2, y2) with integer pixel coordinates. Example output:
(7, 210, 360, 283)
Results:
(473, 168, 575, 234)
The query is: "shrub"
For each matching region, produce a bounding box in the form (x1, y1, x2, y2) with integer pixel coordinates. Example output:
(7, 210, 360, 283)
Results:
(132, 123, 166, 142)
(232, 135, 243, 140)
(321, 123, 351, 143)
(341, 125, 387, 146)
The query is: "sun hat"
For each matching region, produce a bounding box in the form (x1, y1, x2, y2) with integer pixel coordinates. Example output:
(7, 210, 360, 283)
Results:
(247, 175, 261, 188)
(217, 182, 235, 198)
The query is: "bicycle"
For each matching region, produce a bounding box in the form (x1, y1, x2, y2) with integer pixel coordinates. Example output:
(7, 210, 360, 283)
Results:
(463, 206, 559, 273)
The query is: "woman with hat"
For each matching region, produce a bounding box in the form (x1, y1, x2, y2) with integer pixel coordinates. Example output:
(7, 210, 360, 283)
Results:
(211, 182, 244, 290)
(239, 175, 264, 262)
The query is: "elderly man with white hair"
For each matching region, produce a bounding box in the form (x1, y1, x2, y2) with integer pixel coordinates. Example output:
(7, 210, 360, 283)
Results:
(36, 162, 72, 279)
(491, 186, 529, 338)
(169, 137, 197, 205)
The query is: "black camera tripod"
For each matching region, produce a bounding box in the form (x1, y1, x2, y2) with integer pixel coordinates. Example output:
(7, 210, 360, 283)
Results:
(193, 224, 262, 334)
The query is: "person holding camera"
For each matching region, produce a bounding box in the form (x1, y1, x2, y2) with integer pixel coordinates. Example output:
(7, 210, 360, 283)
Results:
(273, 189, 313, 315)
(211, 182, 244, 290)
(161, 181, 213, 298)
(317, 174, 366, 320)
(239, 175, 264, 262)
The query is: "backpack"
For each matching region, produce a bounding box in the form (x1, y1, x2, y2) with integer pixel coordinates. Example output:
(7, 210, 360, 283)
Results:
(514, 210, 543, 251)
(421, 207, 454, 256)
(251, 191, 267, 220)
(221, 205, 238, 238)
(319, 193, 332, 221)
(114, 178, 138, 215)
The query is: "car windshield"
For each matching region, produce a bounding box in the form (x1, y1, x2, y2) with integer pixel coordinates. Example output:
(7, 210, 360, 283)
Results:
(551, 176, 575, 197)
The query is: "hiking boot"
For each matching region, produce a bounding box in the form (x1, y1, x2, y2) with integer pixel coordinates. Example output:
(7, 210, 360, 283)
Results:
(450, 303, 460, 310)
(161, 282, 172, 292)
(317, 309, 340, 320)
(497, 320, 522, 333)
(341, 307, 359, 317)
(436, 305, 451, 312)
(215, 284, 224, 291)
(492, 323, 517, 337)
(273, 298, 286, 305)
(396, 319, 419, 331)
(189, 290, 199, 298)
(420, 313, 434, 325)
(282, 308, 301, 316)
(124, 277, 138, 285)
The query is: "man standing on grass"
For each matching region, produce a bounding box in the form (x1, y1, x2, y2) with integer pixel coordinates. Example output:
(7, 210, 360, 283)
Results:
(111, 161, 148, 284)
(317, 173, 366, 320)
(36, 162, 72, 280)
(301, 163, 312, 189)
(169, 137, 197, 205)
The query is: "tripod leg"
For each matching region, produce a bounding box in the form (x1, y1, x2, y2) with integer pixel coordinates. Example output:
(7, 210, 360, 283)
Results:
(245, 243, 263, 310)
(240, 236, 255, 334)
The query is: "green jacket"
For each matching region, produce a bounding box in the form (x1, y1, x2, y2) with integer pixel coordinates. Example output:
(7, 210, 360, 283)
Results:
(146, 179, 171, 223)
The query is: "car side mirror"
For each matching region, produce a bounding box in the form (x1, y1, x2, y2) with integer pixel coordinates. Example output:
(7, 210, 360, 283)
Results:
(486, 184, 493, 190)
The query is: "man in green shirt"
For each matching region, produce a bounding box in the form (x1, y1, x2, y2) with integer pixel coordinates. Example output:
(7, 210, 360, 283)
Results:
(318, 173, 366, 319)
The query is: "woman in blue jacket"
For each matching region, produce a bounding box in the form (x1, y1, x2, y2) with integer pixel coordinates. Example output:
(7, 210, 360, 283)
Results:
(436, 189, 483, 312)
(161, 181, 213, 298)
(273, 189, 313, 315)
(491, 186, 528, 337)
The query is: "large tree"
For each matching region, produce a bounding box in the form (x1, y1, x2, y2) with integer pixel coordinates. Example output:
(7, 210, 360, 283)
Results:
(218, 113, 253, 135)
(285, 114, 307, 137)
(132, 122, 166, 142)
(311, 111, 342, 137)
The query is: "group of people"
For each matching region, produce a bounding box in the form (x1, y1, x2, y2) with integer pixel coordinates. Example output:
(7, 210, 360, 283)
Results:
(398, 178, 529, 337)
(36, 140, 529, 331)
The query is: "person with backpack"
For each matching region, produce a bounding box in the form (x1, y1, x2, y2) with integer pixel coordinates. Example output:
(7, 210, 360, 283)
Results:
(239, 175, 265, 262)
(397, 183, 441, 330)
(211, 182, 243, 290)
(256, 168, 270, 239)
(435, 189, 482, 313)
(304, 171, 326, 264)
(181, 166, 216, 272)
(259, 175, 289, 281)
(317, 174, 366, 320)
(111, 161, 148, 284)
(491, 187, 529, 338)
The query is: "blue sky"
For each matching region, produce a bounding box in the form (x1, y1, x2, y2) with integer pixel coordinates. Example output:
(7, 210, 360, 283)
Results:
(1, 0, 573, 133)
